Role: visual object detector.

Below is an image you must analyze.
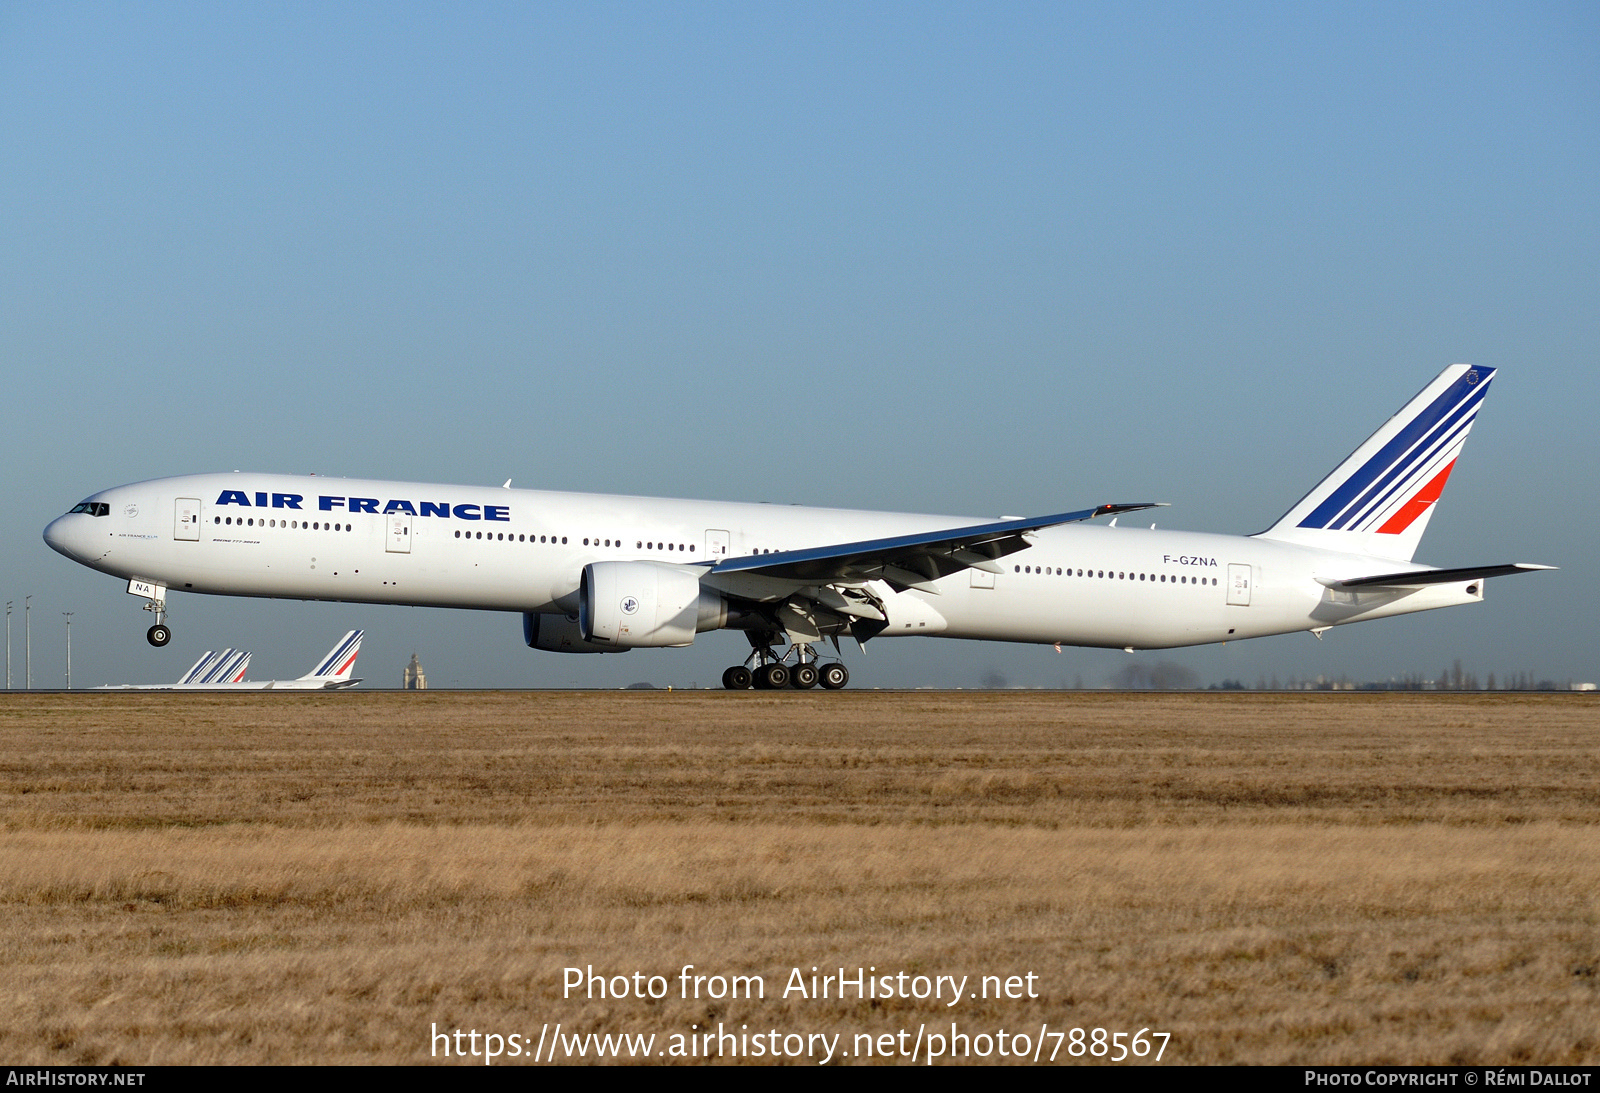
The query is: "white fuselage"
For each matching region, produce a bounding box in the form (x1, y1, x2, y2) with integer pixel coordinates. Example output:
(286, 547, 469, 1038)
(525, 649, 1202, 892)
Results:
(100, 679, 349, 691)
(42, 472, 1482, 652)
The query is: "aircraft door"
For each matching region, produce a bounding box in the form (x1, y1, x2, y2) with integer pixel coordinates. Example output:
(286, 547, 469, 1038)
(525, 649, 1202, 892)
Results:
(386, 514, 413, 554)
(174, 498, 201, 541)
(705, 529, 730, 559)
(1227, 563, 1252, 606)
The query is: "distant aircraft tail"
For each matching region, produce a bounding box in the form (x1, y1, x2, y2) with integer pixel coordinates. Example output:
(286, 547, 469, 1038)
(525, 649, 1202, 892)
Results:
(298, 630, 363, 687)
(178, 648, 251, 685)
(1255, 365, 1495, 561)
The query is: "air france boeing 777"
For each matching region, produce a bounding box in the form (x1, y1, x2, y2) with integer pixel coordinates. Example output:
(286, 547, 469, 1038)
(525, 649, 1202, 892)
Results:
(44, 366, 1550, 689)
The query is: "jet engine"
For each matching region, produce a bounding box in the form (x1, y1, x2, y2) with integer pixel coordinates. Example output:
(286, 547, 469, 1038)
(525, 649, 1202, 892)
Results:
(523, 611, 625, 654)
(579, 560, 728, 648)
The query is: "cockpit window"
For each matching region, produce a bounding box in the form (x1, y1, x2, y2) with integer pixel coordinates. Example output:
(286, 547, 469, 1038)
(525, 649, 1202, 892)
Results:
(67, 502, 110, 517)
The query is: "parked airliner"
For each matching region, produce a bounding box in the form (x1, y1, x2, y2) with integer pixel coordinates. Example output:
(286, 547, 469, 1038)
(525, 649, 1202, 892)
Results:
(98, 631, 364, 690)
(44, 366, 1550, 689)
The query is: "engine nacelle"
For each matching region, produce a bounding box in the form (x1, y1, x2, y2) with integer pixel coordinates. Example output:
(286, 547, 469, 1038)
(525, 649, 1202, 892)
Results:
(523, 611, 626, 654)
(579, 560, 728, 648)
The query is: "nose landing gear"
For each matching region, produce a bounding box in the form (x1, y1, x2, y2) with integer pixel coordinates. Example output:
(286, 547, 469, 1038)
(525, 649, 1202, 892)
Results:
(132, 580, 172, 647)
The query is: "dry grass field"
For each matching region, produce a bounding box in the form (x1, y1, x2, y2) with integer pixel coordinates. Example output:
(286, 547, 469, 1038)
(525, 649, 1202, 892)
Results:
(0, 690, 1596, 1065)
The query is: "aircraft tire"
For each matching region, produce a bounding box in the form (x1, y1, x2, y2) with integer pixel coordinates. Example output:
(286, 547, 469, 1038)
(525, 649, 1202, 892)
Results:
(147, 624, 171, 648)
(790, 663, 819, 689)
(756, 663, 789, 689)
(820, 663, 849, 690)
(722, 666, 752, 690)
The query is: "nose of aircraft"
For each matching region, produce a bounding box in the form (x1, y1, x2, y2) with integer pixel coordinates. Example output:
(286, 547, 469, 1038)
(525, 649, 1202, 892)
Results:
(43, 513, 89, 562)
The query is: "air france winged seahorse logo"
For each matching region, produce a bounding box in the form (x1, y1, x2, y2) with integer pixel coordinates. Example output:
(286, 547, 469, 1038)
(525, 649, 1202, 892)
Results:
(620, 597, 640, 616)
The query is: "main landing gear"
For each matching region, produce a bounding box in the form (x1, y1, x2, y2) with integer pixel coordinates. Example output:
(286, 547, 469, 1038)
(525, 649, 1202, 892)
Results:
(722, 642, 849, 690)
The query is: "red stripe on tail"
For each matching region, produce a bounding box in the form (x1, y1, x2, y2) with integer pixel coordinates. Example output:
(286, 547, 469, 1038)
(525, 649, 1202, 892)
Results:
(1377, 460, 1456, 535)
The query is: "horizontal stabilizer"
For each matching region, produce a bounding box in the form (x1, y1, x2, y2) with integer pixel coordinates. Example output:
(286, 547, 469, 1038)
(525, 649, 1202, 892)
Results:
(1321, 563, 1555, 590)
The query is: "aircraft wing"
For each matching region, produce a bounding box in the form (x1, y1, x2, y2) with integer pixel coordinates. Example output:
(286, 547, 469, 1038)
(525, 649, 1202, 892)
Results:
(1321, 563, 1556, 590)
(706, 503, 1165, 594)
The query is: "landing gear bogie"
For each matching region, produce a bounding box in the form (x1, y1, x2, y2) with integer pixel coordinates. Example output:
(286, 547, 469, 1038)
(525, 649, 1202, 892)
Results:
(722, 638, 850, 691)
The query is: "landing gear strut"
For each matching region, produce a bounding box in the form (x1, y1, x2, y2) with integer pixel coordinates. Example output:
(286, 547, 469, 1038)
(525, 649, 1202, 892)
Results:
(721, 638, 849, 691)
(137, 582, 171, 647)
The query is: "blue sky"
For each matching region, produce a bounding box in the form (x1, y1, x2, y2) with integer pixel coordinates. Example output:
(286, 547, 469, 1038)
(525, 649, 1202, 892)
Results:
(2, 3, 1594, 688)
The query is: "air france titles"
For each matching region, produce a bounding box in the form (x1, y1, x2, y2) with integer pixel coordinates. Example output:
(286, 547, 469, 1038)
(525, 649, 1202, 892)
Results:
(214, 491, 509, 521)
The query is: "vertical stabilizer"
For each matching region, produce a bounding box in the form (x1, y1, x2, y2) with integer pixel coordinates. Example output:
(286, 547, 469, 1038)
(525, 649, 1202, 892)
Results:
(299, 630, 363, 684)
(1255, 365, 1494, 561)
(178, 649, 251, 685)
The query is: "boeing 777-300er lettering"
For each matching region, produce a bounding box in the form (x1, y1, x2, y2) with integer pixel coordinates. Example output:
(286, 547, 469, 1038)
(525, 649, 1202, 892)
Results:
(44, 365, 1551, 689)
(97, 631, 364, 690)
